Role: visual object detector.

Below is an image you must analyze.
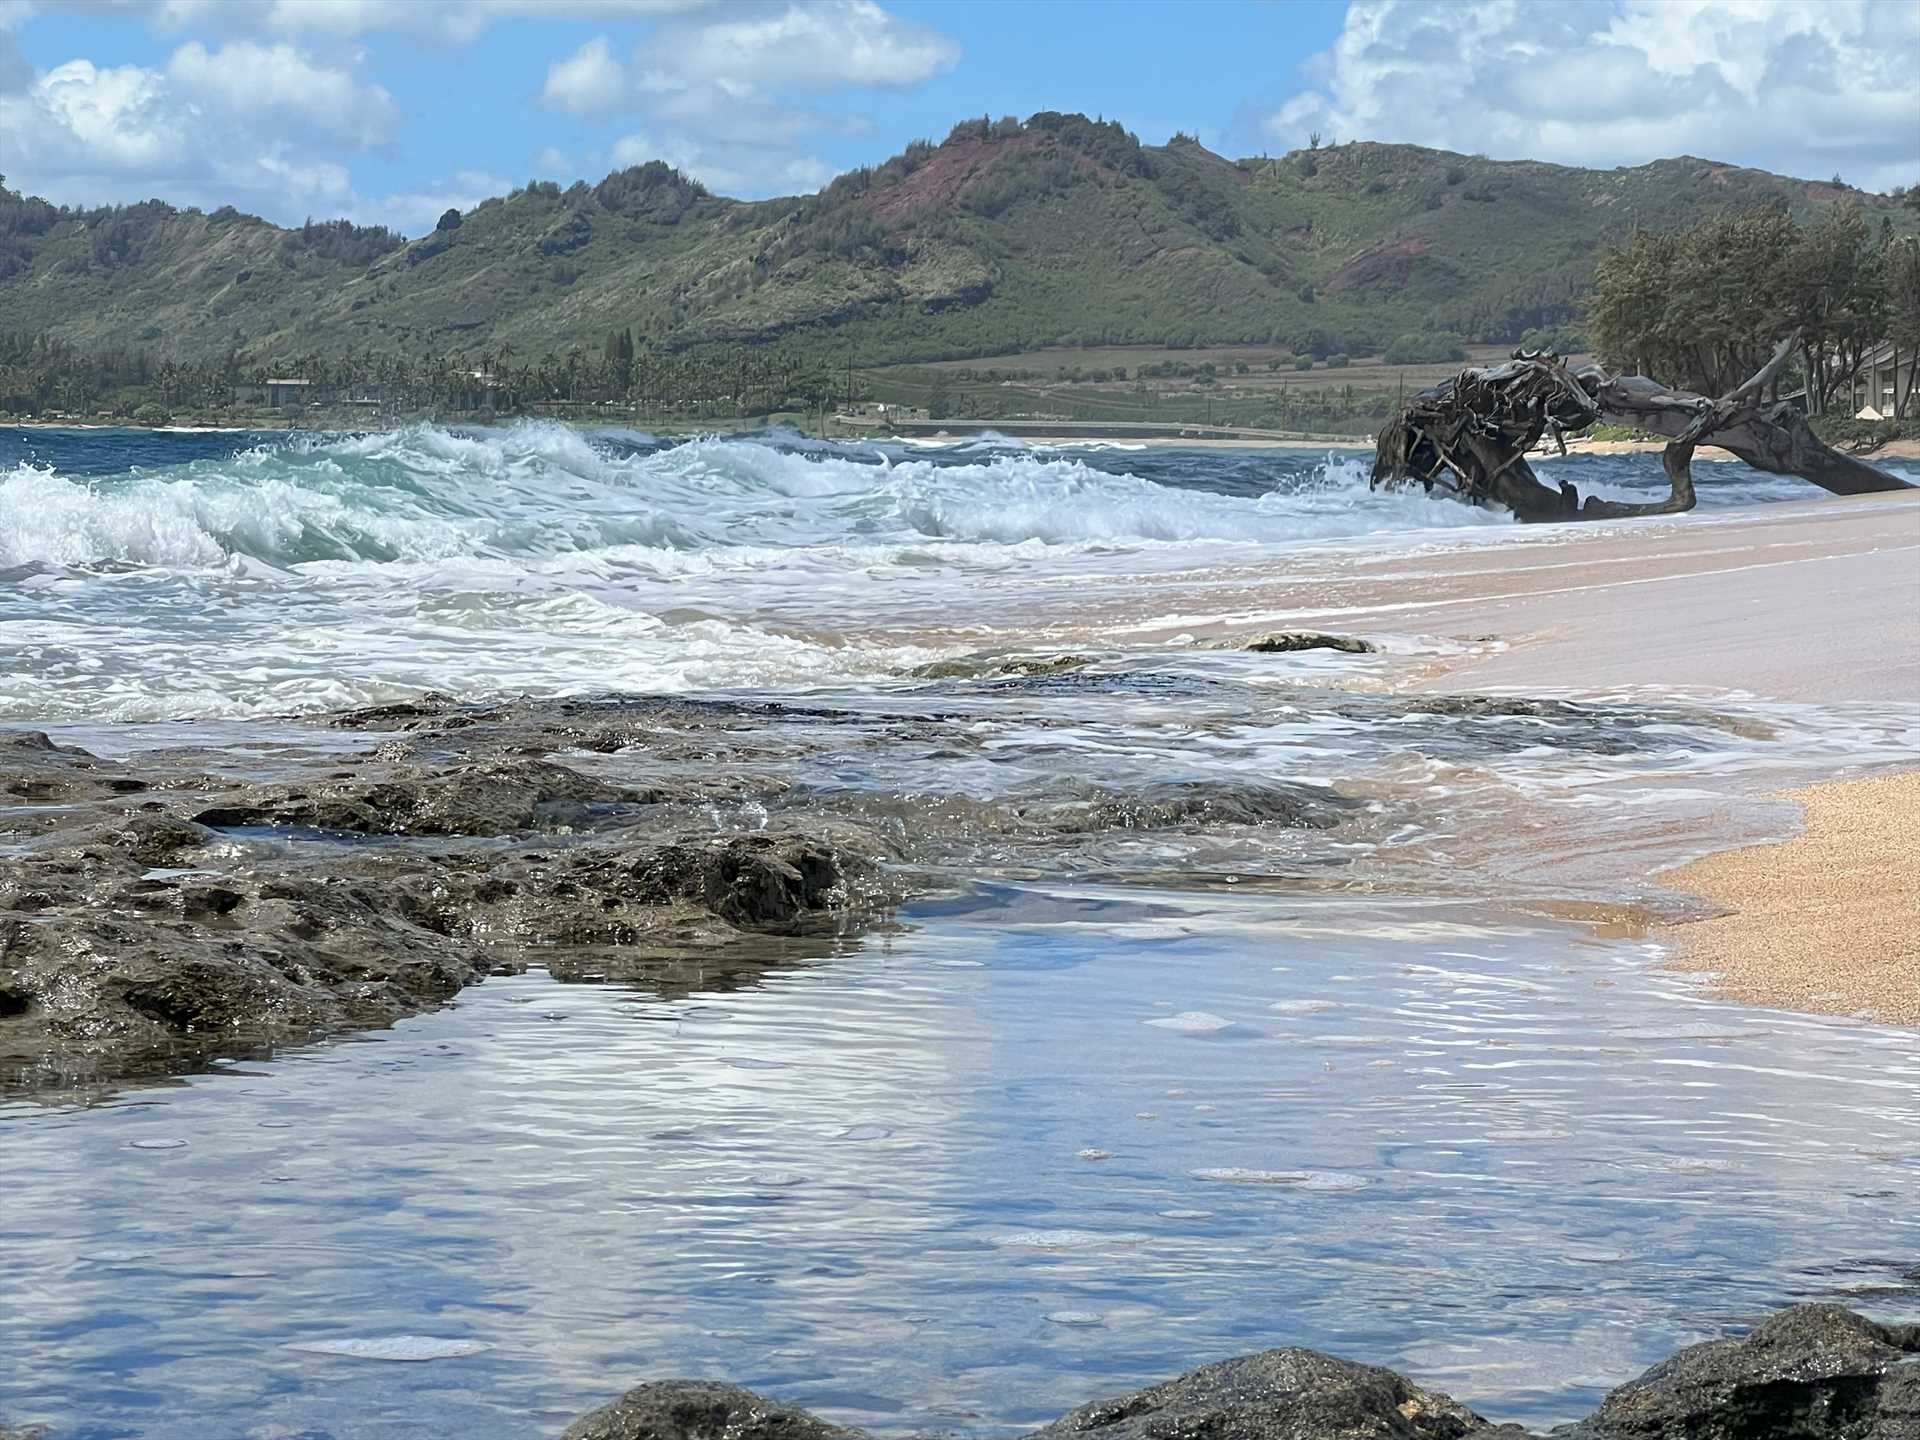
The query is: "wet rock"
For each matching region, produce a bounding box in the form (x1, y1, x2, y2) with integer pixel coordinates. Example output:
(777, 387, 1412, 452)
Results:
(1560, 1303, 1920, 1439)
(192, 759, 652, 838)
(913, 653, 1095, 680)
(1, 682, 1389, 1091)
(560, 1381, 864, 1440)
(552, 1306, 1920, 1440)
(1034, 779, 1354, 834)
(1236, 631, 1378, 655)
(0, 821, 886, 1088)
(94, 813, 218, 867)
(628, 836, 864, 926)
(1031, 1347, 1499, 1439)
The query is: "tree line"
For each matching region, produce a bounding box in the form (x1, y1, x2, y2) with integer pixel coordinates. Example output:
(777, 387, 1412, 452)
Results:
(1591, 200, 1920, 418)
(0, 330, 863, 423)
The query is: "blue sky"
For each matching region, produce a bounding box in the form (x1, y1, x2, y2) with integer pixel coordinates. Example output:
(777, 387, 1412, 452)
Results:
(2, 0, 1915, 234)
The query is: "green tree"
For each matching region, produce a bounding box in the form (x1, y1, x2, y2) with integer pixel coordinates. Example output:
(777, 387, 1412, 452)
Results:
(1885, 236, 1920, 419)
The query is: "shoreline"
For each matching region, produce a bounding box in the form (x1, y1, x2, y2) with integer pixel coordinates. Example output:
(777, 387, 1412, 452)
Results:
(11, 416, 1918, 461)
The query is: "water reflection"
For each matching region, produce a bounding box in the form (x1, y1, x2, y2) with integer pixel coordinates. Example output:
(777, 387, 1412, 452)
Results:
(3, 885, 1914, 1437)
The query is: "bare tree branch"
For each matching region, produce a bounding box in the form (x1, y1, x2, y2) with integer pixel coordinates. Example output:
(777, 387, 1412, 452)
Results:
(1371, 346, 1913, 523)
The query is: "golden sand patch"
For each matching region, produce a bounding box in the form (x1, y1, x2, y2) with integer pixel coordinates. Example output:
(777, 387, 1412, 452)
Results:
(1661, 772, 1920, 1025)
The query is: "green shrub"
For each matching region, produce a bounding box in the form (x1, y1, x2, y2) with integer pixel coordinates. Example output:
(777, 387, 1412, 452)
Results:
(133, 401, 171, 426)
(1293, 355, 1314, 371)
(1383, 332, 1469, 365)
(1325, 353, 1350, 368)
(1811, 414, 1913, 449)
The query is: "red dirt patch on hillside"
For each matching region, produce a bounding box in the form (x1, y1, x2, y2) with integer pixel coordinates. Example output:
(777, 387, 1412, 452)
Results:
(1324, 236, 1430, 293)
(865, 138, 1035, 224)
(1802, 180, 1850, 203)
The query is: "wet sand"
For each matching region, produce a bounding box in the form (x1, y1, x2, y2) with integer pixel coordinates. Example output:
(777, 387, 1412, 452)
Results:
(1096, 490, 1919, 1021)
(1660, 773, 1920, 1024)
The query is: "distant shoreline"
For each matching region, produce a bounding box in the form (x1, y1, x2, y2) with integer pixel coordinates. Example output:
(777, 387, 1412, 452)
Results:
(7, 417, 1915, 463)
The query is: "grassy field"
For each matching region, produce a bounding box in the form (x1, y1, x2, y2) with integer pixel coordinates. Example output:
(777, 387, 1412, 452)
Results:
(860, 343, 1555, 436)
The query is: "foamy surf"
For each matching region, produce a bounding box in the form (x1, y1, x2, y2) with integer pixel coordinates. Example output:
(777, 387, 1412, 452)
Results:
(0, 423, 1851, 721)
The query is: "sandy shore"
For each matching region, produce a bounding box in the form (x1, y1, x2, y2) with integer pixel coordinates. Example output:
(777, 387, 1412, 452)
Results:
(1659, 773, 1919, 1024)
(1084, 490, 1920, 1022)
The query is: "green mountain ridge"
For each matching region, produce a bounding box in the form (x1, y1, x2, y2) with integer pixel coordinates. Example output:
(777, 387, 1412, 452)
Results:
(3, 113, 1913, 367)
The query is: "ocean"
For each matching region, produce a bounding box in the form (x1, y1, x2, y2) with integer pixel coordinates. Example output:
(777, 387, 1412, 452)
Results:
(1, 424, 1915, 1437)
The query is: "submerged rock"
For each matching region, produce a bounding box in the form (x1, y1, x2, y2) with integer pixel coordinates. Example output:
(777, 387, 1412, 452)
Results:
(912, 652, 1096, 680)
(0, 684, 1391, 1091)
(190, 758, 653, 837)
(1028, 778, 1354, 835)
(553, 1305, 1919, 1440)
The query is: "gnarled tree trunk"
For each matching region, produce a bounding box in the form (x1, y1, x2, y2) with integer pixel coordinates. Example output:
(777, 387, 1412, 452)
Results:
(1371, 336, 1913, 522)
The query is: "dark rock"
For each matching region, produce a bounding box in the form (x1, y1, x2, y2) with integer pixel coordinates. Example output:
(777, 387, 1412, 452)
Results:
(1036, 779, 1354, 834)
(1030, 1346, 1499, 1440)
(1561, 1303, 1920, 1439)
(912, 653, 1095, 680)
(1239, 631, 1378, 654)
(551, 1306, 1920, 1440)
(628, 836, 863, 925)
(95, 813, 218, 867)
(559, 1380, 865, 1440)
(192, 758, 648, 837)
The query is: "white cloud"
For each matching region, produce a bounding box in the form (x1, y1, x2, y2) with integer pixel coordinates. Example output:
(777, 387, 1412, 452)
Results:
(541, 35, 625, 116)
(166, 39, 397, 145)
(609, 129, 831, 196)
(634, 0, 958, 99)
(47, 0, 712, 45)
(352, 167, 513, 234)
(534, 146, 572, 176)
(537, 1, 955, 196)
(2, 52, 360, 212)
(2, 39, 427, 224)
(1267, 0, 1920, 193)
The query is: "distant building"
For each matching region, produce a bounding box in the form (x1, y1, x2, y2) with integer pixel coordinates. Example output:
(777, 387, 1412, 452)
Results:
(232, 378, 315, 408)
(1849, 341, 1915, 420)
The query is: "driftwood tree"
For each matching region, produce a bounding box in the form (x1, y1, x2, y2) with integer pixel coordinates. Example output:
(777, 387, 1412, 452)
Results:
(1370, 337, 1914, 522)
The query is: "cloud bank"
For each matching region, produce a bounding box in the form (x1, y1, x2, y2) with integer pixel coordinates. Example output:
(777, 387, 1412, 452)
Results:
(1266, 0, 1920, 192)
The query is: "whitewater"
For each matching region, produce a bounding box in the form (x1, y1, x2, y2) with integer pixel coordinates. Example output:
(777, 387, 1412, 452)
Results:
(0, 423, 1839, 722)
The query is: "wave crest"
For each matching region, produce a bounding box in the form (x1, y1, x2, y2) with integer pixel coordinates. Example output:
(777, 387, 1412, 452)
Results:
(1, 423, 1508, 573)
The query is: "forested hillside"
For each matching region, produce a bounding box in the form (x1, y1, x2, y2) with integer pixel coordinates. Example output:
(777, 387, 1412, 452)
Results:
(3, 112, 1914, 369)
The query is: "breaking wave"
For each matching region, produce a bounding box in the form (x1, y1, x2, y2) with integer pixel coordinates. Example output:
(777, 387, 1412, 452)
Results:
(0, 422, 1871, 721)
(0, 423, 1504, 573)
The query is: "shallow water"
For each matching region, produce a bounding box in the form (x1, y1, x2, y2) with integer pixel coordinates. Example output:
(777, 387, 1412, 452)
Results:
(3, 886, 1916, 1437)
(3, 427, 1917, 1438)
